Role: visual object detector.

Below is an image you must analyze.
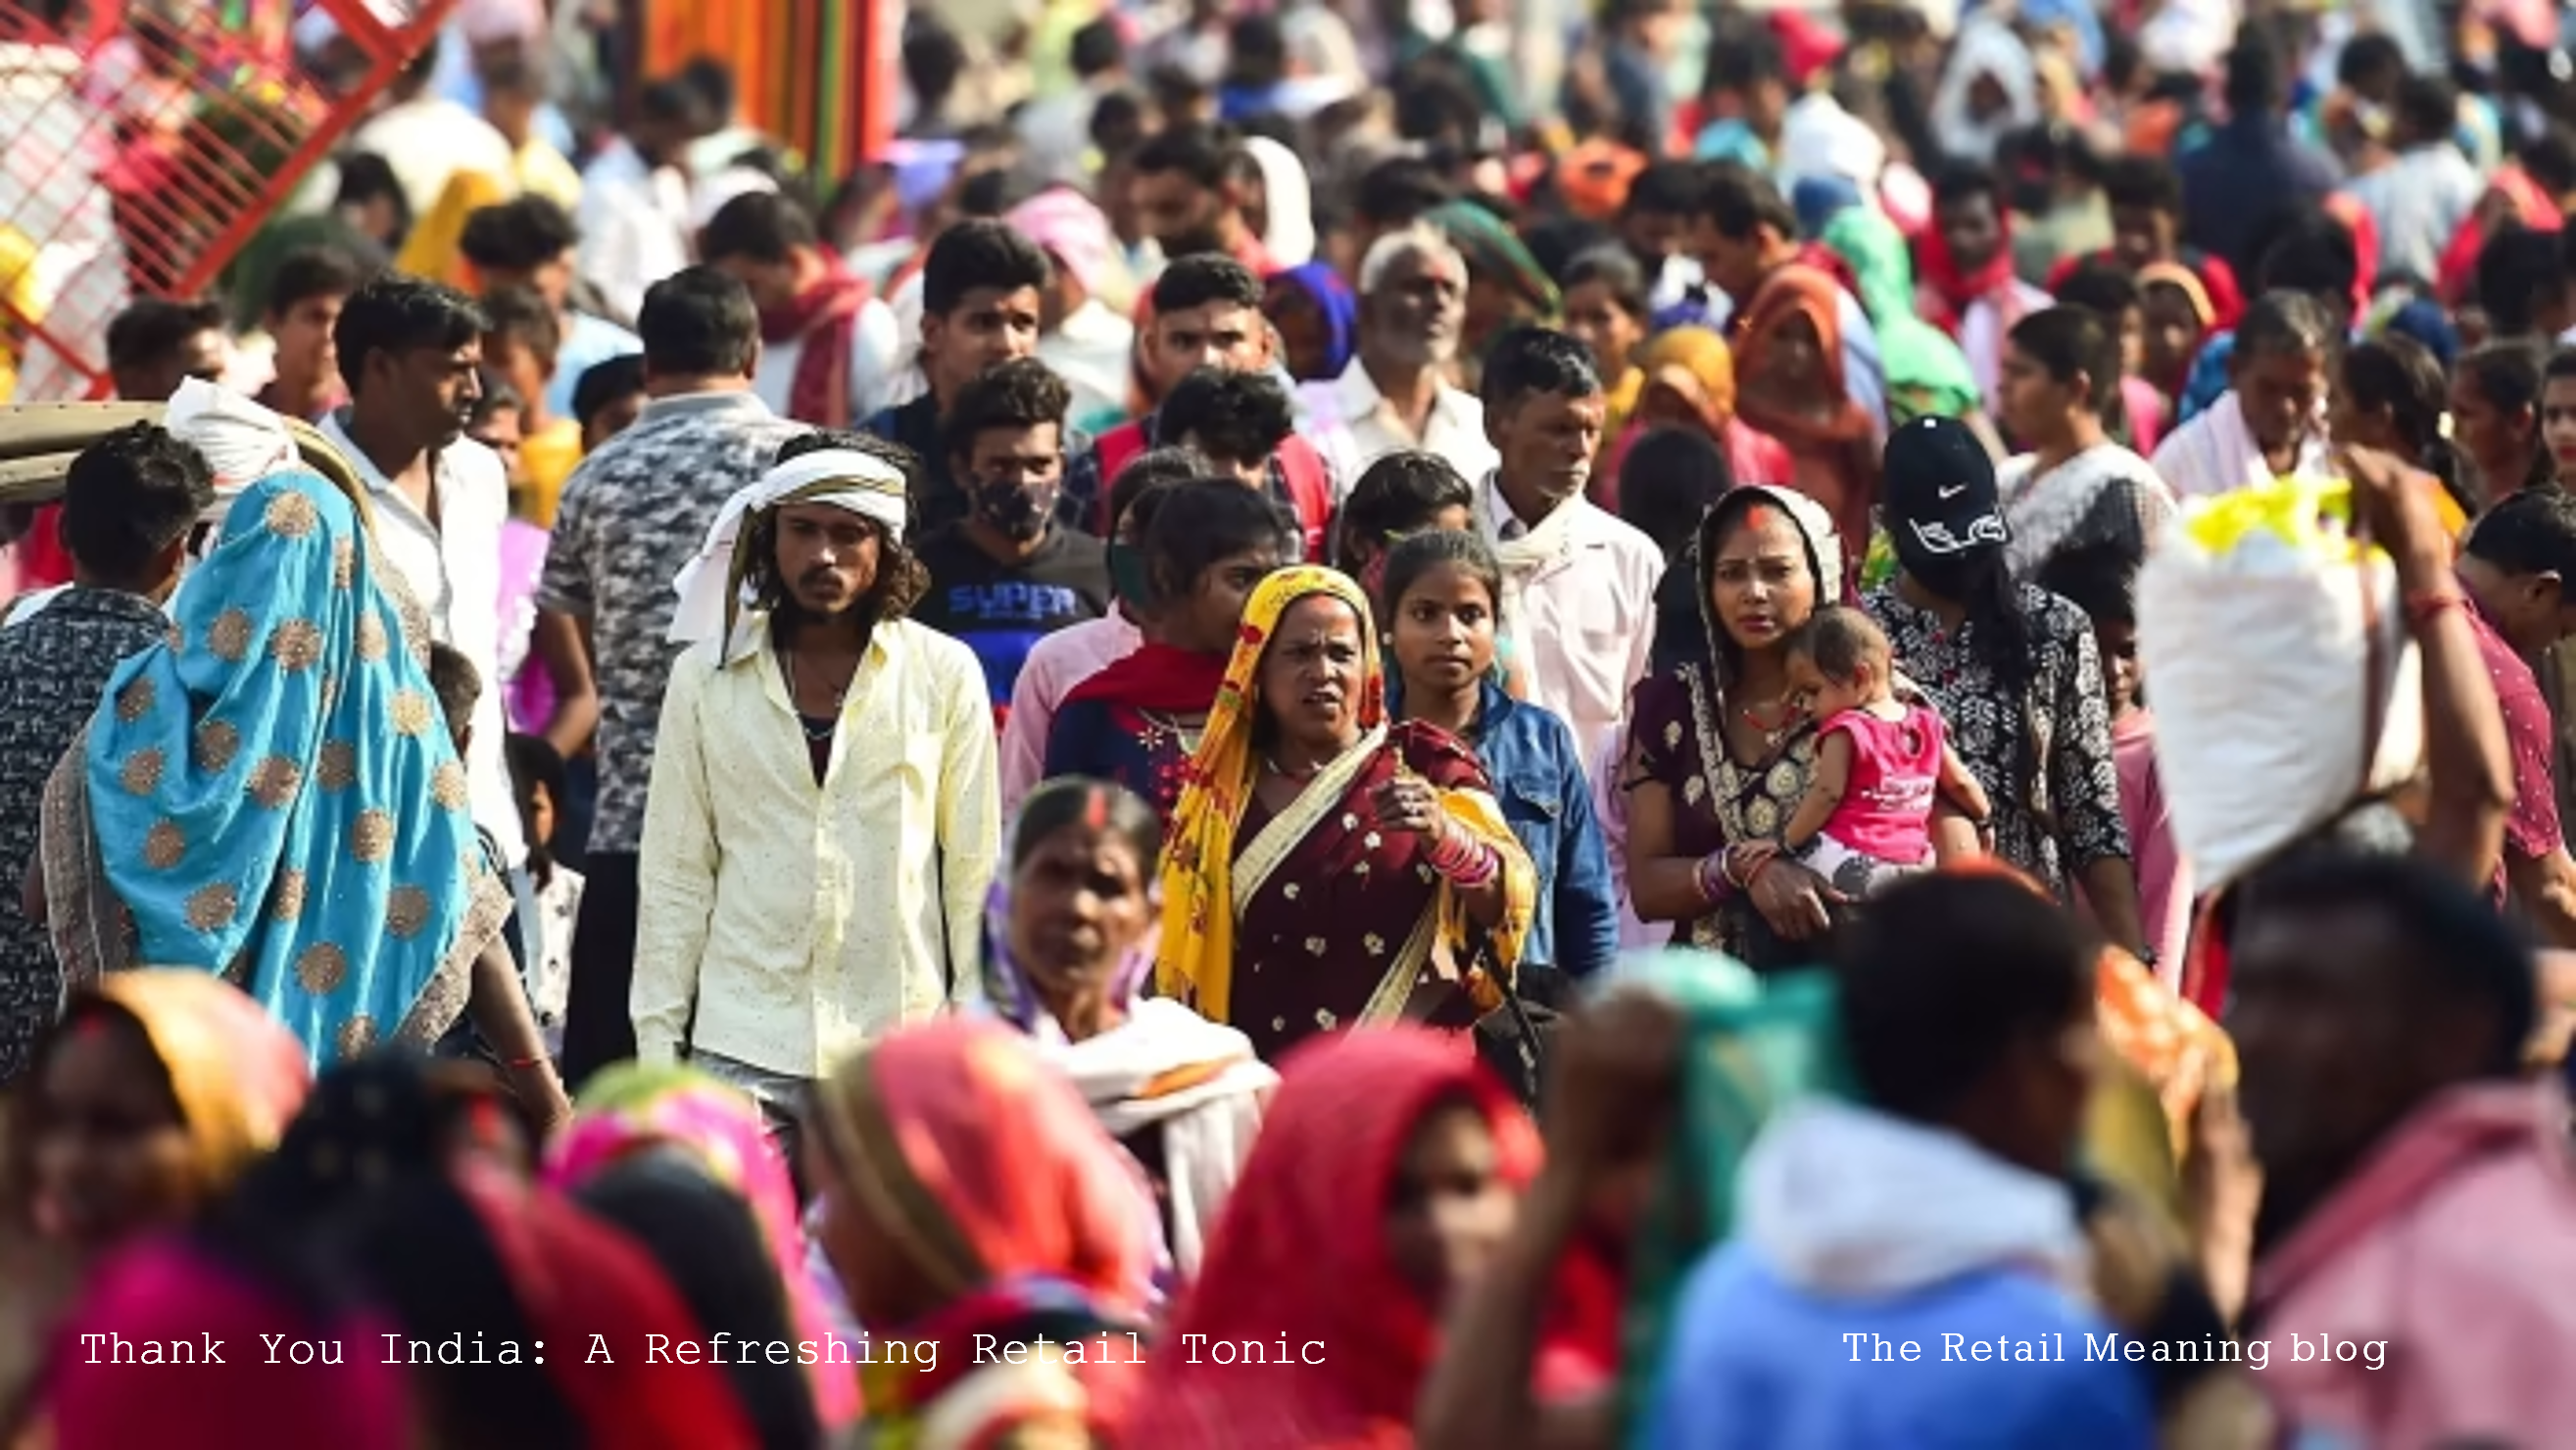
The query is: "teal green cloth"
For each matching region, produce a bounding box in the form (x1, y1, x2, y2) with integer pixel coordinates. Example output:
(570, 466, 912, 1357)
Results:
(220, 214, 384, 329)
(1429, 200, 1560, 316)
(1612, 951, 1852, 1448)
(83, 471, 496, 1069)
(1819, 210, 1981, 423)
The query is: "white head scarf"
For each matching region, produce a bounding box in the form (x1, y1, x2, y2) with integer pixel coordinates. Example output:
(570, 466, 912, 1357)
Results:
(163, 378, 303, 536)
(1241, 136, 1316, 269)
(1929, 18, 2041, 168)
(667, 448, 910, 646)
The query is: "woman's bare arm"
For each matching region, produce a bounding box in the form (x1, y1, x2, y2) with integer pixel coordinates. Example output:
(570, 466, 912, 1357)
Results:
(2343, 450, 2512, 888)
(1626, 778, 1716, 923)
(466, 942, 571, 1134)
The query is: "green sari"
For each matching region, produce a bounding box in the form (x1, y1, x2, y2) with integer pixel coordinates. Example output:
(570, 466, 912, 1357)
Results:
(1819, 210, 1982, 424)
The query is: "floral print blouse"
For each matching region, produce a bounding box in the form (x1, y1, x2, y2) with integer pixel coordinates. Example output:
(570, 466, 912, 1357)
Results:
(1865, 582, 2131, 896)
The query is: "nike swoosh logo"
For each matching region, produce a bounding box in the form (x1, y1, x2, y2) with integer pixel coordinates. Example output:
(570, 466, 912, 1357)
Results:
(1937, 483, 1967, 499)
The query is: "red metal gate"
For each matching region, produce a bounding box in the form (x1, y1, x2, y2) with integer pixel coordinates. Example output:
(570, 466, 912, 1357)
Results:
(0, 0, 455, 400)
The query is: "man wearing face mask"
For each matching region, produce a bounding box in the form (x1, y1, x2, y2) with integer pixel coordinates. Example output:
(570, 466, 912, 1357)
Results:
(862, 220, 1056, 537)
(911, 358, 1110, 731)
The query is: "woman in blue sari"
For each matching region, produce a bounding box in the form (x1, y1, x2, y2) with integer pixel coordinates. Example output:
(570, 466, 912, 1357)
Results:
(34, 467, 566, 1125)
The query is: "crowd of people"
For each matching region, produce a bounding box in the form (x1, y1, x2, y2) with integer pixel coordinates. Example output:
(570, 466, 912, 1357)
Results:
(3, 0, 2576, 1444)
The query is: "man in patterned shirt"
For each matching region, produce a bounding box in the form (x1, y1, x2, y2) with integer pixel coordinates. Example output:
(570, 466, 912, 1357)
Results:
(0, 424, 209, 1083)
(537, 266, 806, 1084)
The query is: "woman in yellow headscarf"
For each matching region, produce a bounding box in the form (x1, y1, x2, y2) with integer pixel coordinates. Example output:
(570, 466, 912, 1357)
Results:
(0, 971, 312, 1438)
(1156, 566, 1534, 1066)
(1603, 325, 1795, 500)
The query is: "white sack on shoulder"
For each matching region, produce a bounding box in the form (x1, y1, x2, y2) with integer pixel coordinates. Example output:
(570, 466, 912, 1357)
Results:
(2138, 517, 2423, 891)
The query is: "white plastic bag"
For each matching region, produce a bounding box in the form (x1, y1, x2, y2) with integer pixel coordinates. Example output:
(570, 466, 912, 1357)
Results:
(2138, 482, 2422, 891)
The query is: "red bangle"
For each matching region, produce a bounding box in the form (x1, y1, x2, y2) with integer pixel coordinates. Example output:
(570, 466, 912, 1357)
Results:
(2404, 590, 2462, 627)
(1694, 851, 1729, 903)
(505, 1054, 550, 1072)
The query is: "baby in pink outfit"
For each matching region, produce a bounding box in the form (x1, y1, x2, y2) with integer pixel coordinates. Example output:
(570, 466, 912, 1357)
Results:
(1767, 606, 1990, 898)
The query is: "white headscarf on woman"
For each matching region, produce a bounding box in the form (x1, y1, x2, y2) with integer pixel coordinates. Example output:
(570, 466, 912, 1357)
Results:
(163, 380, 301, 535)
(1241, 136, 1316, 268)
(1929, 17, 2041, 168)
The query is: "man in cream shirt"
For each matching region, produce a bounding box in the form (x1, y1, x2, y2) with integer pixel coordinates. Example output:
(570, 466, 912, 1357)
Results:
(634, 435, 998, 1157)
(1295, 224, 1499, 495)
(1475, 325, 1665, 777)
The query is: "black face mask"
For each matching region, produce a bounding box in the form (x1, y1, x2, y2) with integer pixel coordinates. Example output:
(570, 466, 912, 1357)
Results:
(973, 477, 1055, 543)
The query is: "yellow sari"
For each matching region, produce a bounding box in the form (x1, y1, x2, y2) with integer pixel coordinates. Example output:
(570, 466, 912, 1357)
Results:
(1155, 567, 1533, 1037)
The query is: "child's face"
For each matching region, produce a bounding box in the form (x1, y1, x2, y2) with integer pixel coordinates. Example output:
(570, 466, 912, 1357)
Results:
(2541, 376, 2576, 477)
(2096, 617, 2140, 715)
(526, 779, 557, 848)
(1390, 561, 1499, 694)
(1787, 651, 1870, 720)
(469, 405, 524, 485)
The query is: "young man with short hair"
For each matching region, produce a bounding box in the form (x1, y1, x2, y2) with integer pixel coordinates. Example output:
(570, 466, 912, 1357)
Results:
(1920, 165, 2055, 411)
(1128, 121, 1270, 270)
(1476, 325, 1664, 774)
(2046, 158, 2246, 330)
(699, 190, 905, 428)
(1336, 448, 1477, 593)
(636, 431, 997, 1159)
(0, 423, 212, 1082)
(2234, 854, 2576, 1446)
(862, 219, 1053, 534)
(478, 285, 583, 527)
(576, 76, 708, 324)
(911, 358, 1110, 725)
(572, 353, 648, 453)
(459, 194, 641, 419)
(1067, 254, 1335, 556)
(1157, 366, 1296, 489)
(321, 274, 525, 881)
(255, 246, 363, 421)
(4, 297, 232, 598)
(105, 296, 228, 402)
(1648, 874, 2167, 1446)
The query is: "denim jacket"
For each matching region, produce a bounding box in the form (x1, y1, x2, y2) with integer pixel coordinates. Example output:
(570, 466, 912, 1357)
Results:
(1394, 678, 1621, 983)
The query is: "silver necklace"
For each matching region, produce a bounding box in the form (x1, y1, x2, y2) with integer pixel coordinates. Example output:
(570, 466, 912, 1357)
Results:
(784, 653, 849, 741)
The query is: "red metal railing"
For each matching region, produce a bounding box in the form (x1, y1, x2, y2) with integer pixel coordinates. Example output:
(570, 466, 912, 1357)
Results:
(0, 0, 454, 400)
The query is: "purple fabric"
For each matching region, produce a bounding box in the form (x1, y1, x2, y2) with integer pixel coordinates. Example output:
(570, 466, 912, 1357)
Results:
(498, 518, 555, 734)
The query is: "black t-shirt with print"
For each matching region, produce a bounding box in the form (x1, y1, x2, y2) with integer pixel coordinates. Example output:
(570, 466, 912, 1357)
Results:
(913, 523, 1111, 725)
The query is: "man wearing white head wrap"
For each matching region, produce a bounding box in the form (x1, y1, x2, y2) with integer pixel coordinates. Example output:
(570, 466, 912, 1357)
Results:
(634, 436, 1000, 1147)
